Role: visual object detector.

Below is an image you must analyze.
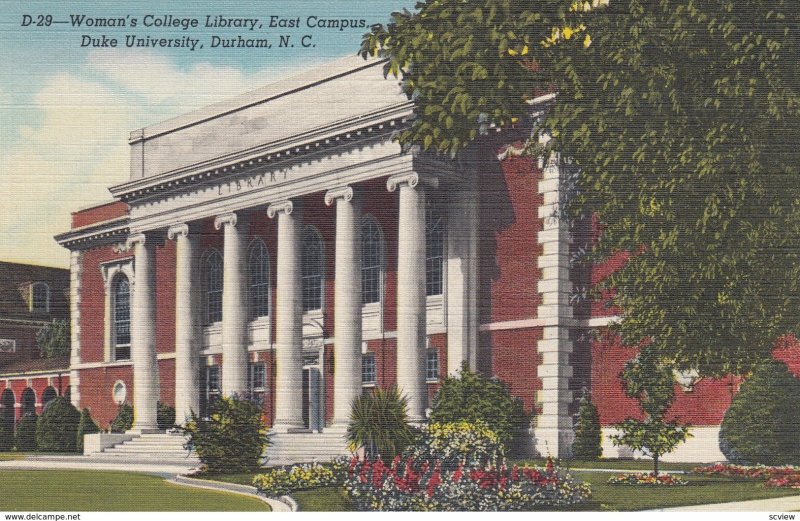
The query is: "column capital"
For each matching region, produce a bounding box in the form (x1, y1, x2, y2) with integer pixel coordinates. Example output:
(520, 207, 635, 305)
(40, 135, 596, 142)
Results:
(126, 233, 147, 249)
(214, 212, 238, 230)
(267, 200, 294, 219)
(167, 223, 189, 240)
(324, 186, 354, 206)
(387, 172, 439, 192)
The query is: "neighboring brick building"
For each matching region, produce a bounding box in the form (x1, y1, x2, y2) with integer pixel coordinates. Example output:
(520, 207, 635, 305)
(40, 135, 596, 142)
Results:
(0, 261, 70, 429)
(52, 56, 799, 462)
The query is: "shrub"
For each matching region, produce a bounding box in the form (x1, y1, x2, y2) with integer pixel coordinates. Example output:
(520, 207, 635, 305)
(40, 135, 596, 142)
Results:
(252, 462, 343, 496)
(720, 360, 800, 465)
(16, 413, 37, 451)
(347, 385, 415, 459)
(109, 403, 133, 433)
(0, 423, 13, 451)
(76, 408, 100, 453)
(182, 395, 268, 473)
(572, 391, 602, 460)
(157, 401, 176, 430)
(429, 365, 526, 448)
(36, 397, 80, 452)
(405, 421, 504, 471)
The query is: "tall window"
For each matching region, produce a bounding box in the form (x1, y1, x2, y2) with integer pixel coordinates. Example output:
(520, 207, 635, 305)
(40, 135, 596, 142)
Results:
(249, 362, 266, 407)
(248, 240, 270, 319)
(31, 282, 49, 313)
(426, 349, 440, 381)
(362, 353, 377, 385)
(206, 366, 220, 404)
(302, 228, 324, 312)
(112, 275, 131, 360)
(206, 250, 223, 324)
(361, 217, 383, 305)
(426, 204, 445, 296)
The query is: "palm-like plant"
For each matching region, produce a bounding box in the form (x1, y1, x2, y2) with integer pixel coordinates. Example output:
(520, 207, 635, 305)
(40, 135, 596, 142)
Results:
(346, 385, 415, 459)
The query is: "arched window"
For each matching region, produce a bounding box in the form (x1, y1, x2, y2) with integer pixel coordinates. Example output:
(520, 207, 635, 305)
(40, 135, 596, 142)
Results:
(41, 387, 57, 409)
(31, 282, 49, 313)
(302, 227, 324, 312)
(248, 240, 270, 319)
(426, 204, 445, 296)
(112, 274, 131, 360)
(361, 217, 383, 305)
(20, 388, 35, 417)
(206, 250, 223, 324)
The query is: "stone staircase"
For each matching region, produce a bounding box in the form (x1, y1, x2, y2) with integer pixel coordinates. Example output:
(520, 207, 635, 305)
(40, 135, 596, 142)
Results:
(266, 431, 352, 466)
(93, 432, 200, 466)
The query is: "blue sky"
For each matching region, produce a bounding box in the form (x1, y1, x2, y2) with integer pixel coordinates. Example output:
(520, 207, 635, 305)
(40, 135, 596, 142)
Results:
(0, 0, 414, 267)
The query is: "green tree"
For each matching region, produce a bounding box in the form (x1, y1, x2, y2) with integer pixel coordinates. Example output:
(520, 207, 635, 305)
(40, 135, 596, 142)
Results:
(16, 412, 37, 451)
(362, 0, 800, 377)
(182, 396, 268, 473)
(37, 397, 82, 452)
(719, 360, 800, 466)
(572, 390, 602, 460)
(611, 353, 690, 475)
(36, 319, 70, 358)
(429, 365, 526, 448)
(347, 385, 415, 459)
(109, 403, 133, 433)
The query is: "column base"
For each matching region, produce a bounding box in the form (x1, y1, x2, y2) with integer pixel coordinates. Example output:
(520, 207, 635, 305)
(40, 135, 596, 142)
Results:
(271, 423, 308, 434)
(324, 423, 349, 434)
(530, 427, 575, 459)
(126, 427, 164, 435)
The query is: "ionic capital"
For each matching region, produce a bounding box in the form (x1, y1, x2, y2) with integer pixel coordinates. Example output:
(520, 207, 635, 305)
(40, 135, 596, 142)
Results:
(167, 223, 189, 241)
(267, 200, 294, 219)
(214, 212, 238, 230)
(386, 172, 439, 192)
(324, 186, 354, 207)
(126, 233, 146, 250)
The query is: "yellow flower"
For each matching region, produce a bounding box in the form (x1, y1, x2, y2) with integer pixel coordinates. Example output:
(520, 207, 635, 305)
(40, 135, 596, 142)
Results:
(584, 34, 592, 48)
(563, 26, 574, 40)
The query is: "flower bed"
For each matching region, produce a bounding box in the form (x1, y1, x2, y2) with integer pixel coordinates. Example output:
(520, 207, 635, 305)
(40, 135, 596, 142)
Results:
(252, 462, 343, 497)
(344, 456, 591, 511)
(693, 463, 800, 488)
(607, 473, 688, 486)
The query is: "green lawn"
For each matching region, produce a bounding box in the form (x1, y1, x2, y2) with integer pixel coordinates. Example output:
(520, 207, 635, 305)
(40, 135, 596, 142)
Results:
(515, 458, 699, 473)
(574, 472, 800, 511)
(0, 470, 270, 511)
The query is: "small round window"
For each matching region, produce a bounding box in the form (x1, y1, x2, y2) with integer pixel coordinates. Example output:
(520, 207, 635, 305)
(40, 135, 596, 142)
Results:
(112, 381, 127, 405)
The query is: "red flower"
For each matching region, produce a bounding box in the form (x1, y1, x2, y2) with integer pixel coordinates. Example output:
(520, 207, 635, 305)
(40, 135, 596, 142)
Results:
(427, 461, 441, 498)
(453, 462, 463, 483)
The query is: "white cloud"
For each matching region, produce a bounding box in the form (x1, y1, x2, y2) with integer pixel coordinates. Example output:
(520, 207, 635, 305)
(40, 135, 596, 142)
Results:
(0, 50, 311, 267)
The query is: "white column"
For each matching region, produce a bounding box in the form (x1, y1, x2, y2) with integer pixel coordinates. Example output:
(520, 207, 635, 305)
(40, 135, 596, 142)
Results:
(68, 250, 82, 408)
(325, 186, 362, 429)
(215, 213, 249, 397)
(127, 233, 160, 432)
(387, 173, 428, 423)
(168, 223, 199, 424)
(268, 200, 304, 431)
(534, 149, 575, 458)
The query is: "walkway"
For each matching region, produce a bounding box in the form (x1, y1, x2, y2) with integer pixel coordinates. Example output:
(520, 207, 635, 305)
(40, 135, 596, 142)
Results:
(651, 495, 800, 512)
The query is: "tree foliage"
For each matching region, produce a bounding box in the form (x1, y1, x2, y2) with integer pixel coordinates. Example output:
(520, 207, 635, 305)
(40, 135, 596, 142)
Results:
(429, 365, 526, 448)
(719, 360, 800, 465)
(611, 354, 690, 474)
(362, 0, 800, 376)
(16, 412, 37, 451)
(76, 407, 100, 454)
(182, 396, 268, 473)
(572, 390, 602, 460)
(36, 319, 70, 359)
(347, 385, 415, 459)
(36, 397, 81, 452)
(109, 403, 133, 433)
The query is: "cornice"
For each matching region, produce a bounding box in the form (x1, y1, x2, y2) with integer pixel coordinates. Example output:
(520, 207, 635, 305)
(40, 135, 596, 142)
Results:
(54, 217, 130, 251)
(111, 103, 412, 204)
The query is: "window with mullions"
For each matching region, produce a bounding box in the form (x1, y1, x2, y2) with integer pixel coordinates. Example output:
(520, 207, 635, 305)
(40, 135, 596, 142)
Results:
(31, 282, 49, 313)
(426, 349, 440, 381)
(206, 250, 223, 324)
(206, 366, 220, 404)
(362, 353, 377, 385)
(361, 217, 383, 305)
(248, 240, 270, 319)
(426, 205, 445, 296)
(249, 362, 266, 407)
(112, 275, 131, 361)
(302, 228, 324, 312)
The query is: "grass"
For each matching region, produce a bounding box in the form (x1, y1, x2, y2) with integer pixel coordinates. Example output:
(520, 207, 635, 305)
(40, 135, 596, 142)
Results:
(574, 472, 800, 511)
(515, 458, 700, 473)
(0, 470, 270, 511)
(293, 487, 351, 511)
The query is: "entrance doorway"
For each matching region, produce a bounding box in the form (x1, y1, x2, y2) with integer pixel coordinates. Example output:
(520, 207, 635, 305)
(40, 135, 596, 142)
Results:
(302, 352, 323, 432)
